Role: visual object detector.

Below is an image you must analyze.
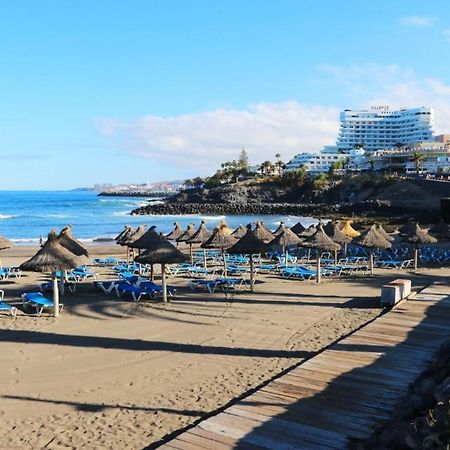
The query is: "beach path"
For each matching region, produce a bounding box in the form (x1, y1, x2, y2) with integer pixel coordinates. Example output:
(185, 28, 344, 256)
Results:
(160, 282, 450, 449)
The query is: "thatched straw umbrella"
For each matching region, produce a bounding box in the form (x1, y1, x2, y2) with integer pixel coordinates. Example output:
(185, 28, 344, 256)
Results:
(274, 221, 285, 236)
(299, 224, 317, 260)
(166, 222, 184, 246)
(177, 223, 196, 263)
(290, 222, 306, 236)
(116, 226, 135, 262)
(186, 220, 212, 267)
(201, 224, 237, 277)
(20, 231, 80, 317)
(58, 225, 89, 257)
(341, 220, 361, 238)
(135, 236, 189, 303)
(303, 225, 341, 283)
(429, 219, 450, 239)
(116, 226, 134, 245)
(376, 224, 394, 242)
(330, 223, 352, 260)
(231, 225, 247, 239)
(301, 224, 317, 237)
(218, 220, 232, 235)
(228, 224, 269, 291)
(56, 225, 88, 295)
(128, 225, 165, 278)
(355, 225, 392, 275)
(269, 224, 302, 266)
(123, 225, 146, 261)
(128, 225, 164, 249)
(253, 221, 274, 243)
(404, 224, 438, 270)
(0, 234, 13, 268)
(125, 225, 146, 244)
(115, 225, 131, 242)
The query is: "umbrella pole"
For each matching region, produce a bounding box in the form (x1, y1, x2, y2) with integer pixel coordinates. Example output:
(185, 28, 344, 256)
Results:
(161, 264, 168, 303)
(344, 242, 348, 256)
(307, 248, 311, 262)
(414, 246, 418, 270)
(52, 272, 60, 318)
(284, 246, 288, 267)
(250, 254, 254, 291)
(203, 248, 207, 269)
(222, 248, 227, 278)
(190, 244, 193, 265)
(59, 270, 65, 296)
(370, 252, 374, 276)
(316, 253, 321, 284)
(334, 249, 338, 265)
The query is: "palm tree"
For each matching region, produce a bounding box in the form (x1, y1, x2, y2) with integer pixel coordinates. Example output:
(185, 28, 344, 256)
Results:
(411, 152, 425, 175)
(259, 161, 274, 176)
(275, 153, 283, 175)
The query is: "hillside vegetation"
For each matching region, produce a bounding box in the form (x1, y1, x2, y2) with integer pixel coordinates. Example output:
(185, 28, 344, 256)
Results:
(170, 175, 446, 210)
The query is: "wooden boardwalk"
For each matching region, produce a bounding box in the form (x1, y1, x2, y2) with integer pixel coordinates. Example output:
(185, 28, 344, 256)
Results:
(159, 283, 450, 449)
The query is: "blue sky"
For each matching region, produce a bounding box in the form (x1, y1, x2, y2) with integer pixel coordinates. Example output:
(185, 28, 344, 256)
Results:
(1, 0, 450, 189)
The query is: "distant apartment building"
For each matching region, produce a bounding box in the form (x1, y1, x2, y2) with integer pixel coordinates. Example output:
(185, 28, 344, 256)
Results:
(336, 106, 434, 152)
(372, 141, 450, 175)
(285, 152, 347, 175)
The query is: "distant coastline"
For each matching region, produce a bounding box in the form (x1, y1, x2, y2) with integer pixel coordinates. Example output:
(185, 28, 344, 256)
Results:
(98, 191, 171, 198)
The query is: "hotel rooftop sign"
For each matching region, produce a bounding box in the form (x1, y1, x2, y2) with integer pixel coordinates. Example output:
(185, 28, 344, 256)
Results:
(371, 105, 390, 110)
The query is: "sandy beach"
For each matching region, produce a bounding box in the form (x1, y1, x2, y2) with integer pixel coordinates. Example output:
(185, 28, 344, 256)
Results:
(0, 244, 445, 449)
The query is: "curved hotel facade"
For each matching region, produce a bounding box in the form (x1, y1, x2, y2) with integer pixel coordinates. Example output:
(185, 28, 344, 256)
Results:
(285, 106, 443, 175)
(336, 106, 434, 152)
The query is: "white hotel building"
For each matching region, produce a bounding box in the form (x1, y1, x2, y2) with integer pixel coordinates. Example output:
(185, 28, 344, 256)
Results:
(336, 106, 434, 152)
(286, 106, 436, 175)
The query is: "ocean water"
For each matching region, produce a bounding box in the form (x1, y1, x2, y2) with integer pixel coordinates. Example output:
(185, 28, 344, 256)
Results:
(0, 190, 319, 244)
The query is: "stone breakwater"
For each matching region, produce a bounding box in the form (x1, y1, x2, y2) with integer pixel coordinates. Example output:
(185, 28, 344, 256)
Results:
(130, 199, 437, 219)
(130, 200, 441, 222)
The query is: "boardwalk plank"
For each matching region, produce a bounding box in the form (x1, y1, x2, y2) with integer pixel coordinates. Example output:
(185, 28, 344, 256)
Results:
(160, 284, 450, 449)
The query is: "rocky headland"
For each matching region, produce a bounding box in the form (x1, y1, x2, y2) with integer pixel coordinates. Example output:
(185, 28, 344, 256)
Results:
(130, 177, 450, 224)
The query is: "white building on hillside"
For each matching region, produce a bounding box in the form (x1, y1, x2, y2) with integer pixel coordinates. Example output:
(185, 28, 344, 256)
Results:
(336, 106, 434, 152)
(285, 152, 347, 175)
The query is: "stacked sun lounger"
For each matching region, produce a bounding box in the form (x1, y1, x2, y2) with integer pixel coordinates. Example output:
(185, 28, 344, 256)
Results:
(94, 278, 176, 302)
(189, 277, 249, 293)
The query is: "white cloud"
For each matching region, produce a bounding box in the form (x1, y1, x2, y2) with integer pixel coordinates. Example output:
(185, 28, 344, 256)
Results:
(399, 15, 434, 27)
(97, 102, 339, 173)
(319, 63, 450, 134)
(443, 29, 450, 41)
(98, 64, 450, 175)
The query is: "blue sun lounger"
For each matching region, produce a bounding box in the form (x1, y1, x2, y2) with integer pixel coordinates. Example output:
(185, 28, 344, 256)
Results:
(115, 281, 176, 302)
(94, 257, 118, 266)
(0, 290, 17, 317)
(22, 292, 64, 316)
